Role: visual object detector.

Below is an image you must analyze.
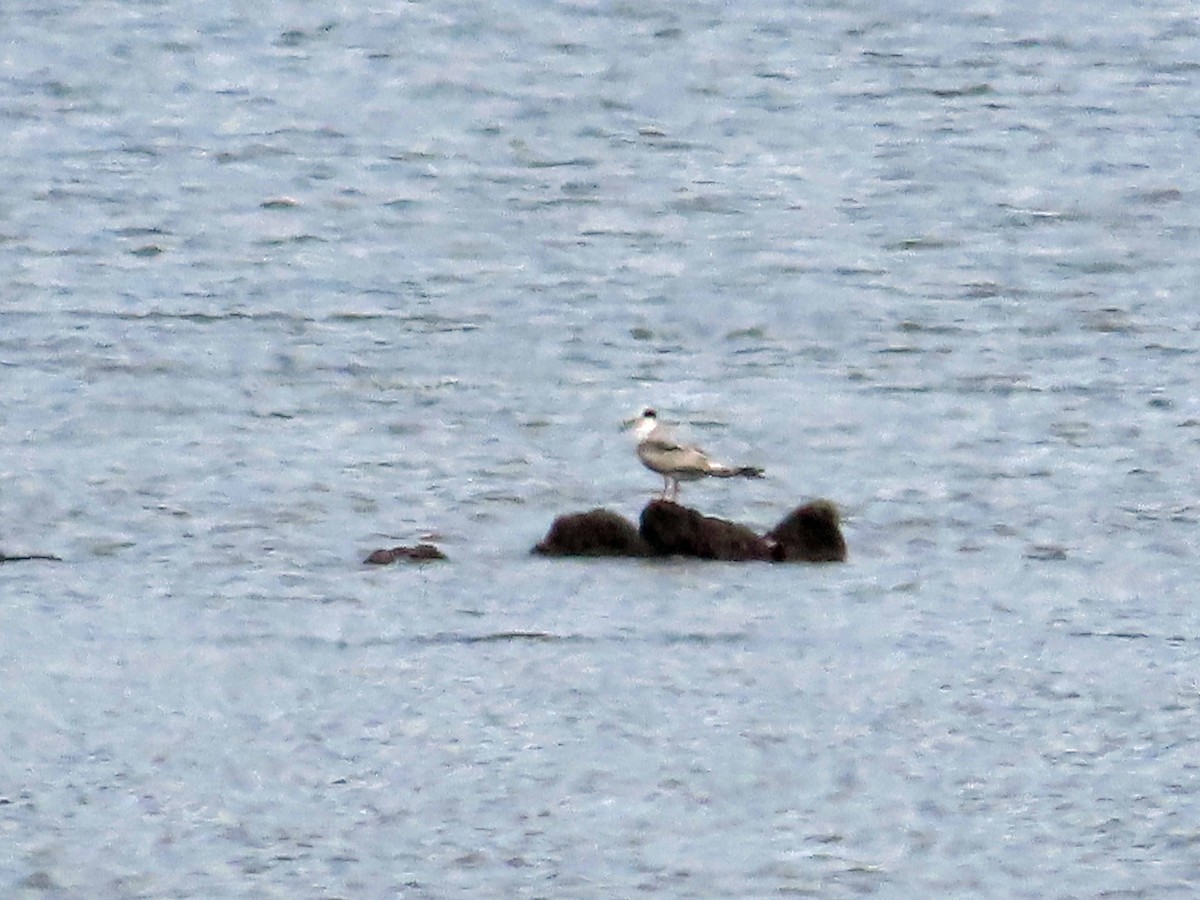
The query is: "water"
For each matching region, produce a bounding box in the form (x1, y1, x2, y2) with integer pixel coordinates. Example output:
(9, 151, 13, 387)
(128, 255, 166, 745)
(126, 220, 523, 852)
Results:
(3, 0, 1200, 896)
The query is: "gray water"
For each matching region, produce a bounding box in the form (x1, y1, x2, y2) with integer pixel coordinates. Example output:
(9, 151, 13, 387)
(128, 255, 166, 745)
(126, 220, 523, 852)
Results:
(3, 1, 1200, 896)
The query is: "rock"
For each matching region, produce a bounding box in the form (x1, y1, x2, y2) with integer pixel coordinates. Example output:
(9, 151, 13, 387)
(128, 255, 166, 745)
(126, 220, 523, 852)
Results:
(533, 508, 652, 557)
(0, 553, 62, 563)
(766, 499, 847, 562)
(364, 543, 447, 565)
(639, 499, 774, 561)
(532, 499, 847, 563)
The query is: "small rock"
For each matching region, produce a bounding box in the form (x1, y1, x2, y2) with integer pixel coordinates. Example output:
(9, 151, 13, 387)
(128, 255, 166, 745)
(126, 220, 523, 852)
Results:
(0, 553, 62, 564)
(364, 543, 447, 565)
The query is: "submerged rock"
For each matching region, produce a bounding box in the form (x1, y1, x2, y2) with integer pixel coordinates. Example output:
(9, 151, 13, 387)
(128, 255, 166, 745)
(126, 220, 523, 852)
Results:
(766, 500, 848, 563)
(364, 543, 447, 565)
(533, 508, 652, 557)
(0, 553, 62, 564)
(639, 499, 774, 561)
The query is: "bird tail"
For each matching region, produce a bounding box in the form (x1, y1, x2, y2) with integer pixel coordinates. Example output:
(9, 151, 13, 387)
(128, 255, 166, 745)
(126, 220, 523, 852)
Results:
(709, 464, 765, 479)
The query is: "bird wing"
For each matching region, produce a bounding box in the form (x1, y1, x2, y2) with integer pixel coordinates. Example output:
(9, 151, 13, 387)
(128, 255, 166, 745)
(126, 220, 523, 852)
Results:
(639, 431, 717, 474)
(642, 432, 692, 454)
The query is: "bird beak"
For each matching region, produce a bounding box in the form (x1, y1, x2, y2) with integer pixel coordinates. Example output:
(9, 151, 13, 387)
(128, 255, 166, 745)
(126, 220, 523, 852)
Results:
(621, 416, 638, 430)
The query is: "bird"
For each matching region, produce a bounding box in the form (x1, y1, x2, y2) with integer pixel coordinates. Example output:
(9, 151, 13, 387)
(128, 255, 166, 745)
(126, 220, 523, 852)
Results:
(627, 408, 764, 500)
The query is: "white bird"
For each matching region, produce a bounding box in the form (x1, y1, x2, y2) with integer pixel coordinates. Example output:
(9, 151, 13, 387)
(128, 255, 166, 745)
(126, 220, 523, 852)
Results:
(628, 408, 764, 500)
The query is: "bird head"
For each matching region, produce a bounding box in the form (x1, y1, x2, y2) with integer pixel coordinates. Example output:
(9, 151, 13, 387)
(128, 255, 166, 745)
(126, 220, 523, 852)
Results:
(622, 407, 657, 431)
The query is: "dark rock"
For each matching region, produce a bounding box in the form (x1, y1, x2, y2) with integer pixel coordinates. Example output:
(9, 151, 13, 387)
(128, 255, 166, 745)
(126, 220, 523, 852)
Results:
(639, 500, 774, 562)
(533, 499, 847, 563)
(364, 543, 447, 565)
(533, 508, 652, 557)
(0, 553, 62, 563)
(766, 499, 847, 562)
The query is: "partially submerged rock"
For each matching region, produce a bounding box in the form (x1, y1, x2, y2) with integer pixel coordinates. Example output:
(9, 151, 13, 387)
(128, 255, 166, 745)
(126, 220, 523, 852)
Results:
(640, 500, 773, 561)
(532, 499, 847, 563)
(533, 508, 653, 557)
(0, 553, 62, 564)
(364, 543, 447, 565)
(766, 499, 847, 562)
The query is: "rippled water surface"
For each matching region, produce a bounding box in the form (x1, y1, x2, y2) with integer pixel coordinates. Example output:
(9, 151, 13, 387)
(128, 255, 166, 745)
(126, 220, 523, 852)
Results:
(4, 1, 1200, 896)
